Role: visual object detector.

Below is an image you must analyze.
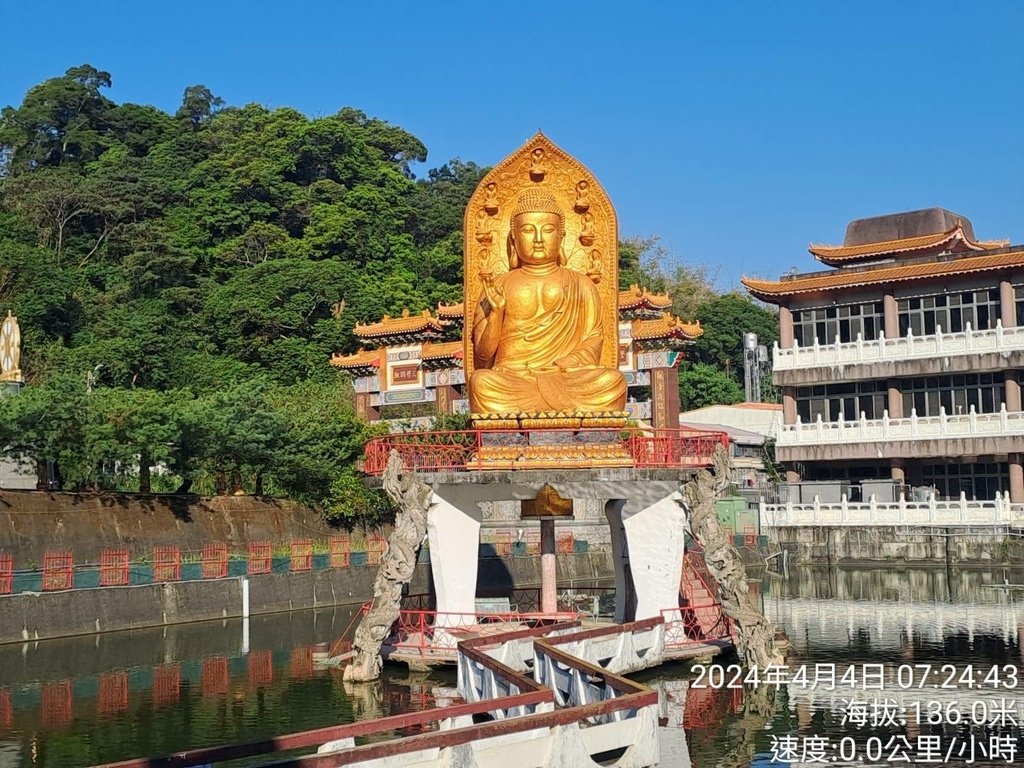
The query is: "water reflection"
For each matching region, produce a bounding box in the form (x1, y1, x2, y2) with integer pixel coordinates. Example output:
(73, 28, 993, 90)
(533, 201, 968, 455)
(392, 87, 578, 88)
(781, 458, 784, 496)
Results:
(2, 567, 1023, 767)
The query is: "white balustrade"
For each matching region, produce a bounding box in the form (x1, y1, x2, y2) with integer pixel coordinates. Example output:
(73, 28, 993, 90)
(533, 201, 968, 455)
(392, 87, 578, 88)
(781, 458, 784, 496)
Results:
(760, 492, 1024, 527)
(779, 403, 1024, 446)
(773, 321, 1024, 371)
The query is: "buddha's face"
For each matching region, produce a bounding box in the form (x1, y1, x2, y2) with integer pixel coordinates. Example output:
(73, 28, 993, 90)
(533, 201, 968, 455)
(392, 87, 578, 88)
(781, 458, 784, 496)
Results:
(511, 211, 563, 266)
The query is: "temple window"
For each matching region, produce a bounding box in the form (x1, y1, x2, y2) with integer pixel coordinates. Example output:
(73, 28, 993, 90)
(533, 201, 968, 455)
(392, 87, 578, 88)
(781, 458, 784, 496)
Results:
(901, 373, 1004, 417)
(791, 301, 883, 346)
(795, 380, 887, 422)
(922, 462, 1008, 501)
(897, 288, 999, 336)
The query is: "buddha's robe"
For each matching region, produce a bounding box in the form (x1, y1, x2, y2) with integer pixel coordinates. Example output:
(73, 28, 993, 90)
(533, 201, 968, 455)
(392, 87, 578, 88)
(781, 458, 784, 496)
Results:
(469, 266, 627, 413)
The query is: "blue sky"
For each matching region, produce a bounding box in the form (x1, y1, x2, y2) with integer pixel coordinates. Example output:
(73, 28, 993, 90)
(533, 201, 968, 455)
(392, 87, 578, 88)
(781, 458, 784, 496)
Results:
(3, 1, 1022, 290)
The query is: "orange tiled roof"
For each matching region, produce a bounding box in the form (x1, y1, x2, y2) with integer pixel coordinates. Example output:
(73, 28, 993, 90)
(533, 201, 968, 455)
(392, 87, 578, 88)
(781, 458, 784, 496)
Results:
(354, 308, 450, 340)
(330, 348, 382, 369)
(631, 313, 703, 341)
(809, 223, 1008, 265)
(618, 284, 673, 311)
(743, 249, 1024, 302)
(421, 340, 464, 361)
(436, 302, 464, 319)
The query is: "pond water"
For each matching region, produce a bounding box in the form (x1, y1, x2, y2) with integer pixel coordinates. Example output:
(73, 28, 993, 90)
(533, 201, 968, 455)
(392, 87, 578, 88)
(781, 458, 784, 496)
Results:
(2, 566, 1024, 767)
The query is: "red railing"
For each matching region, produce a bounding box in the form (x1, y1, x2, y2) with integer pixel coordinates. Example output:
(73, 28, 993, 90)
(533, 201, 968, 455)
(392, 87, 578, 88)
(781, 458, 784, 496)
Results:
(247, 541, 272, 575)
(329, 535, 351, 568)
(42, 551, 74, 591)
(361, 427, 729, 475)
(152, 546, 181, 582)
(290, 539, 312, 572)
(201, 543, 228, 579)
(100, 549, 130, 587)
(0, 553, 11, 595)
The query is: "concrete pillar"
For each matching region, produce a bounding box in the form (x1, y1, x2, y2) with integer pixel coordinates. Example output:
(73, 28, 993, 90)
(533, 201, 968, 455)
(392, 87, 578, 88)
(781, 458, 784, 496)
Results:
(887, 379, 903, 419)
(540, 518, 557, 615)
(427, 492, 482, 627)
(354, 392, 379, 422)
(883, 293, 899, 338)
(779, 305, 795, 349)
(1001, 280, 1017, 328)
(1005, 371, 1021, 412)
(651, 367, 681, 429)
(606, 492, 687, 622)
(1011, 454, 1024, 504)
(605, 501, 632, 623)
(891, 459, 906, 484)
(785, 469, 801, 483)
(782, 388, 797, 425)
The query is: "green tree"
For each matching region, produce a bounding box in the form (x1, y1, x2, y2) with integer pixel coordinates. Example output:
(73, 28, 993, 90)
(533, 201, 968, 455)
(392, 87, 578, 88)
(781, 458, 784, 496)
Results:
(677, 361, 745, 410)
(693, 293, 778, 382)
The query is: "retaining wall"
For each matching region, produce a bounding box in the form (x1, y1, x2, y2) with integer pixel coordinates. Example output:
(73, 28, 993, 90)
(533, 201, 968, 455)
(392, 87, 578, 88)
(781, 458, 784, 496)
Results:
(769, 525, 1024, 565)
(0, 551, 613, 644)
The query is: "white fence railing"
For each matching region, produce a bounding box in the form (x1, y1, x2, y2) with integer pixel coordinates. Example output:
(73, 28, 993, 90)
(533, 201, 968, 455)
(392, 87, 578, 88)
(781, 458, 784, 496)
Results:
(773, 320, 1024, 371)
(761, 492, 1024, 527)
(779, 404, 1024, 446)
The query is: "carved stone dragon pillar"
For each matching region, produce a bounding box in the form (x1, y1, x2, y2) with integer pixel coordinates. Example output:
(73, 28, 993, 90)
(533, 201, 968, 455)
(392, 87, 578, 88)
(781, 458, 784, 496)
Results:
(343, 450, 432, 683)
(680, 444, 783, 668)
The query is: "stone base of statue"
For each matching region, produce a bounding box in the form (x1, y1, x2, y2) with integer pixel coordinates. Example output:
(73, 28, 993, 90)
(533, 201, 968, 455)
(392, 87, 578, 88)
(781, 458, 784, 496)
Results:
(471, 411, 629, 430)
(472, 421, 632, 469)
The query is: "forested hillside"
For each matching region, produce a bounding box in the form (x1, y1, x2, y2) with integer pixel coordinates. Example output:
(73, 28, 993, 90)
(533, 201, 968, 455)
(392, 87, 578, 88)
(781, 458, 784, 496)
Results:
(0, 65, 775, 518)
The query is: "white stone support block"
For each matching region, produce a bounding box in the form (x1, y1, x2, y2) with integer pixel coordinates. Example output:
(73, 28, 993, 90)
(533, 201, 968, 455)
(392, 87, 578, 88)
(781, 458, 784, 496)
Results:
(428, 490, 482, 628)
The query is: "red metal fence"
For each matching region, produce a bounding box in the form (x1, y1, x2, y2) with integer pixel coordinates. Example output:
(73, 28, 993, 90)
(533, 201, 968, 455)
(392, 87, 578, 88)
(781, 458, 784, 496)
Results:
(99, 671, 129, 715)
(556, 533, 575, 554)
(248, 541, 272, 575)
(361, 427, 729, 475)
(153, 546, 181, 582)
(100, 549, 130, 587)
(366, 535, 386, 566)
(329, 535, 350, 568)
(290, 539, 312, 572)
(152, 664, 181, 707)
(201, 543, 228, 579)
(0, 553, 11, 595)
(42, 551, 74, 591)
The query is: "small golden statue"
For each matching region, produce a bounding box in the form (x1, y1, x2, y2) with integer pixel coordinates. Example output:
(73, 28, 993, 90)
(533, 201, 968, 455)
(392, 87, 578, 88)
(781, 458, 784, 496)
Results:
(574, 180, 591, 213)
(483, 182, 499, 215)
(468, 188, 626, 414)
(0, 311, 22, 383)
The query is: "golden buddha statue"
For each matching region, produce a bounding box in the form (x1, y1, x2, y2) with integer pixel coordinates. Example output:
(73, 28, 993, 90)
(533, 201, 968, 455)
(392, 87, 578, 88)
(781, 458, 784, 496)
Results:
(468, 189, 627, 415)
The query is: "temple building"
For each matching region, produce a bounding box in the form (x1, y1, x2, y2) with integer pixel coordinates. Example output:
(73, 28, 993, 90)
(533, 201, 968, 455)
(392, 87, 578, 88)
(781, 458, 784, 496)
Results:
(331, 284, 702, 430)
(743, 208, 1024, 503)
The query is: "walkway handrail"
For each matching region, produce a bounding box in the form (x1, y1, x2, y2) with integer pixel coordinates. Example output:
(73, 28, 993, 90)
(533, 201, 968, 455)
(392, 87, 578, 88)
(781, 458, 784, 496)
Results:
(760, 492, 1024, 527)
(773, 320, 1024, 371)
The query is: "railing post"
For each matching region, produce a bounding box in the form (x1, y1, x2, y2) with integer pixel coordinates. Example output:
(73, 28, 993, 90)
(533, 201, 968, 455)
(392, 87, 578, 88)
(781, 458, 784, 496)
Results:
(965, 321, 973, 350)
(859, 410, 867, 439)
(997, 318, 1005, 347)
(815, 413, 824, 442)
(812, 495, 821, 525)
(910, 408, 919, 438)
(906, 327, 914, 354)
(928, 494, 936, 524)
(959, 491, 967, 524)
(856, 331, 864, 360)
(878, 329, 886, 359)
(868, 494, 877, 523)
(882, 409, 890, 439)
(936, 323, 943, 353)
(970, 403, 978, 432)
(939, 405, 947, 432)
(1000, 402, 1009, 431)
(837, 412, 845, 441)
(813, 336, 821, 366)
(840, 493, 848, 522)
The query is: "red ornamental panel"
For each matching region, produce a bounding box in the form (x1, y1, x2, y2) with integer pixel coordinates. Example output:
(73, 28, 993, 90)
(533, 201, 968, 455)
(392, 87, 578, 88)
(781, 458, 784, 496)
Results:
(526, 530, 541, 556)
(290, 646, 313, 679)
(248, 650, 274, 688)
(41, 681, 73, 728)
(248, 541, 272, 575)
(42, 551, 74, 591)
(329, 535, 351, 568)
(366, 535, 386, 567)
(0, 688, 11, 730)
(152, 546, 181, 582)
(0, 553, 11, 595)
(201, 542, 228, 579)
(98, 671, 129, 715)
(100, 549, 130, 587)
(556, 533, 575, 555)
(202, 656, 229, 696)
(290, 539, 312, 572)
(152, 664, 181, 707)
